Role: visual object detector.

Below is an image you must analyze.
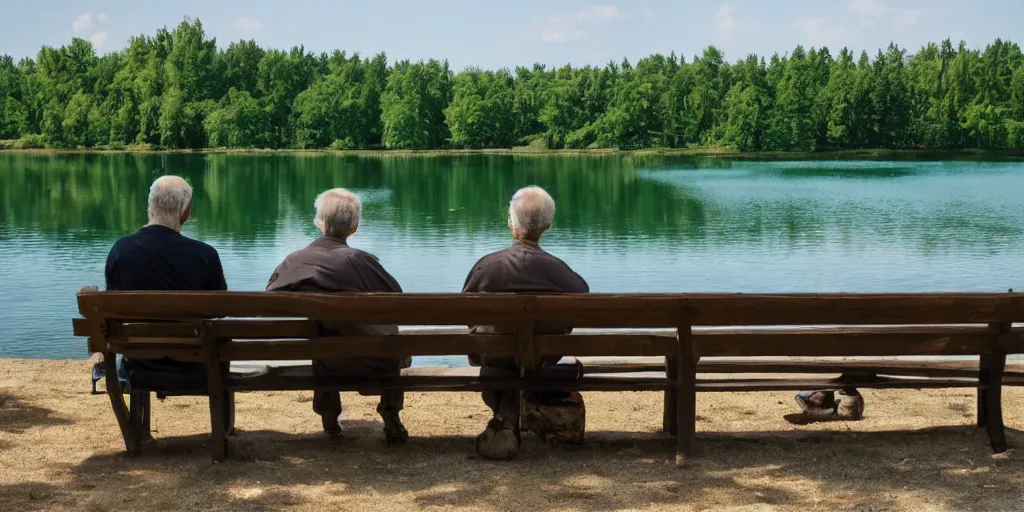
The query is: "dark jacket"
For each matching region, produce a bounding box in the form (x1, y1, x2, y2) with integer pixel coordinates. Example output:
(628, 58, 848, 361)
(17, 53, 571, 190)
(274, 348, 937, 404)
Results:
(106, 225, 226, 291)
(105, 224, 226, 390)
(463, 241, 589, 363)
(463, 241, 589, 295)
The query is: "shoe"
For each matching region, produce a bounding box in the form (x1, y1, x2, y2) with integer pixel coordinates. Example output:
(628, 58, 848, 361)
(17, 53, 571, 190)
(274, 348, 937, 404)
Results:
(381, 412, 409, 446)
(475, 416, 521, 461)
(837, 388, 865, 420)
(322, 414, 342, 440)
(795, 390, 838, 417)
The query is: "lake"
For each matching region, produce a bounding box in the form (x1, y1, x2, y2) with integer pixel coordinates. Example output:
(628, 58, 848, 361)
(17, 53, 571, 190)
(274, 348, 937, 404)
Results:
(1, 153, 1022, 360)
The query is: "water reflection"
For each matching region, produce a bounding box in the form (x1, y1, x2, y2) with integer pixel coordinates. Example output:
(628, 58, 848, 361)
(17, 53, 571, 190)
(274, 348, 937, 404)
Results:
(1, 153, 1024, 358)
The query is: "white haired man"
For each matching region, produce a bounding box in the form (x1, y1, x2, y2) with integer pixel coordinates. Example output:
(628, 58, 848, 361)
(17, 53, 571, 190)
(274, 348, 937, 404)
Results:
(463, 186, 589, 460)
(267, 188, 409, 445)
(105, 176, 227, 389)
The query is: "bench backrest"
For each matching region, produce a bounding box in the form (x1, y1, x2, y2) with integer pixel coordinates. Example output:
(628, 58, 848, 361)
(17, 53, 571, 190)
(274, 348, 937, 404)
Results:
(72, 292, 1024, 365)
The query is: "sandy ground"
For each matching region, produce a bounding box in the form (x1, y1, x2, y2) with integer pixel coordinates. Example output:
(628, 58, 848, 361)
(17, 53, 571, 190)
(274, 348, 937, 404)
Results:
(2, 359, 1023, 512)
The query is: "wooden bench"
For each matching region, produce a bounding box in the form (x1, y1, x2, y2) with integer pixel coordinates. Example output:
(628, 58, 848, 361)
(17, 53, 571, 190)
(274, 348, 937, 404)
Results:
(72, 291, 1024, 464)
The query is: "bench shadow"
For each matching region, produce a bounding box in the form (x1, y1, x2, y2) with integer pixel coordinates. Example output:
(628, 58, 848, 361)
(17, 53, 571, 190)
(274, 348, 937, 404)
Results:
(4, 425, 1021, 511)
(0, 393, 74, 434)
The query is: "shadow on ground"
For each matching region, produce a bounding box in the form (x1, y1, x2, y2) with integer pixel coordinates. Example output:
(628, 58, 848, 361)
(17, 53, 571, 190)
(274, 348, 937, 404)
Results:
(0, 393, 73, 434)
(2, 423, 1021, 511)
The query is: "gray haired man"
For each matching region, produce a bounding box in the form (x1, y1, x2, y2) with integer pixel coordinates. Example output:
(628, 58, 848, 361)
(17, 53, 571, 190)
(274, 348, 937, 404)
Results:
(463, 186, 590, 460)
(267, 188, 409, 445)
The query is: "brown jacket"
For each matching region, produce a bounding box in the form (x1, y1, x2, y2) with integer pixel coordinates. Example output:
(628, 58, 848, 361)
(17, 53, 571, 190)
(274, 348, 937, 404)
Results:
(267, 237, 403, 342)
(463, 241, 589, 364)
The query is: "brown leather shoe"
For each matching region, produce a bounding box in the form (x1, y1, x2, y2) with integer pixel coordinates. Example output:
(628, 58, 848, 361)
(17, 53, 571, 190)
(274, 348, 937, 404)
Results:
(475, 416, 521, 461)
(382, 412, 409, 446)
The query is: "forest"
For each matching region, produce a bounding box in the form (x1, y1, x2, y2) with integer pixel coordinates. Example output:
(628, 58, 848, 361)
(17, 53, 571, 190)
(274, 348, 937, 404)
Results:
(1, 18, 1024, 151)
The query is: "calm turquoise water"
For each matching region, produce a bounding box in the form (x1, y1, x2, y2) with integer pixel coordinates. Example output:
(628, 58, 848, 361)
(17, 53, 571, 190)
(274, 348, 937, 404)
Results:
(1, 154, 1022, 360)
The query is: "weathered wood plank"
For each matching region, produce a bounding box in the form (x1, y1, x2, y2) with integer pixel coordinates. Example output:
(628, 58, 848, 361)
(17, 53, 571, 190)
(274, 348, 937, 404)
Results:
(694, 377, 980, 391)
(110, 347, 204, 363)
(536, 334, 676, 357)
(77, 291, 1024, 327)
(695, 331, 1002, 357)
(580, 356, 1024, 376)
(218, 335, 519, 361)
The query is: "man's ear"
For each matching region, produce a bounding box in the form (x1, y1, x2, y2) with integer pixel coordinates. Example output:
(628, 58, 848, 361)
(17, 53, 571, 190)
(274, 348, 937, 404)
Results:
(180, 200, 193, 225)
(347, 222, 359, 238)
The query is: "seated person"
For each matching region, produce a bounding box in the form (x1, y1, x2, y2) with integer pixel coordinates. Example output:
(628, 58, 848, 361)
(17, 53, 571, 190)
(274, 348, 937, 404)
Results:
(105, 175, 227, 391)
(463, 186, 589, 460)
(267, 188, 409, 445)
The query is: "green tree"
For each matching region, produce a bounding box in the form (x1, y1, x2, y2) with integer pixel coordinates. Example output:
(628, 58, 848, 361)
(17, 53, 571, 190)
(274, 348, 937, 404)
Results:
(445, 68, 515, 148)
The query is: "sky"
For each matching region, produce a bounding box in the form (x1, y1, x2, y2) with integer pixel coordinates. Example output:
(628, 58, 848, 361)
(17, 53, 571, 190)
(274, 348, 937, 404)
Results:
(0, 0, 1021, 70)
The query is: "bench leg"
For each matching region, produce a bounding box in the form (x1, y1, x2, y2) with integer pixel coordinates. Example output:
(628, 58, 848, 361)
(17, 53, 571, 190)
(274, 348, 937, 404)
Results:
(103, 354, 140, 456)
(676, 325, 698, 467)
(663, 356, 679, 435)
(202, 328, 229, 462)
(982, 353, 1007, 453)
(208, 393, 228, 461)
(224, 390, 236, 436)
(977, 355, 990, 429)
(126, 390, 151, 452)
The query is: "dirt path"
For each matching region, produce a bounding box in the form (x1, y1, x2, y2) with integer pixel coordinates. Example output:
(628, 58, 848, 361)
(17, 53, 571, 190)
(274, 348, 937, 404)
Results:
(1, 359, 1022, 511)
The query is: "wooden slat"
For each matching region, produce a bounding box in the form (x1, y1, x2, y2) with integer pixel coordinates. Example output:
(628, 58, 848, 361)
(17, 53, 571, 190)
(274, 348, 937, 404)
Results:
(582, 358, 1024, 379)
(694, 330, 1002, 357)
(108, 336, 201, 348)
(535, 334, 676, 357)
(112, 347, 204, 362)
(72, 317, 91, 336)
(695, 377, 979, 391)
(212, 320, 320, 338)
(226, 374, 670, 392)
(77, 291, 1024, 327)
(218, 335, 519, 361)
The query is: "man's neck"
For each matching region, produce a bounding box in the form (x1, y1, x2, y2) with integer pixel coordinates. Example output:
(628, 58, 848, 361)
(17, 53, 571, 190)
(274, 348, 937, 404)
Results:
(514, 238, 540, 247)
(145, 221, 181, 233)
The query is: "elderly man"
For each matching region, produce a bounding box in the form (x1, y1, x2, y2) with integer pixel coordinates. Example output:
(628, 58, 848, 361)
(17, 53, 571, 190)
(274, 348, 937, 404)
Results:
(463, 185, 589, 460)
(267, 188, 409, 445)
(105, 175, 227, 390)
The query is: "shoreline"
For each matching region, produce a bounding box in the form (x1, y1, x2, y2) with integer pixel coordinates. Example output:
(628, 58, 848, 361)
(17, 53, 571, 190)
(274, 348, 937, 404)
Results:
(1, 358, 1022, 511)
(2, 146, 1024, 161)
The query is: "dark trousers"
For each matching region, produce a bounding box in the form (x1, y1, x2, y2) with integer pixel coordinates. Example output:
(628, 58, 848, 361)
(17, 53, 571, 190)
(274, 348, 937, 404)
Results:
(311, 357, 405, 420)
(479, 355, 566, 424)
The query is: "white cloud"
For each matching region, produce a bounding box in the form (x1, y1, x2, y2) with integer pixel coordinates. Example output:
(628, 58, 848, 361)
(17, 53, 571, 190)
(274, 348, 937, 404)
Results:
(715, 4, 759, 39)
(541, 30, 589, 44)
(794, 18, 854, 46)
(89, 31, 108, 49)
(848, 0, 890, 18)
(716, 5, 737, 37)
(72, 12, 110, 50)
(794, 1, 939, 47)
(848, 0, 929, 28)
(233, 16, 265, 37)
(540, 4, 621, 45)
(72, 13, 96, 34)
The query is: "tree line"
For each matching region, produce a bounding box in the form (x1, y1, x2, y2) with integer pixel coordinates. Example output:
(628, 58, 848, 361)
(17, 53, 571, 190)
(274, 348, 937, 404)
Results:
(1, 18, 1023, 151)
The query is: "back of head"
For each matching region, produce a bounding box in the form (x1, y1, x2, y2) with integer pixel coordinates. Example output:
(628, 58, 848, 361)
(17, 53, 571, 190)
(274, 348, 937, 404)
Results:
(509, 186, 555, 242)
(314, 188, 362, 239)
(148, 176, 193, 231)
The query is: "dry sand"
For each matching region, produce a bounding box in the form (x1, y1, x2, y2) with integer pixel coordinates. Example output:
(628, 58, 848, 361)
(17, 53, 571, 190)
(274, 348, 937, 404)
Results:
(1, 359, 1023, 511)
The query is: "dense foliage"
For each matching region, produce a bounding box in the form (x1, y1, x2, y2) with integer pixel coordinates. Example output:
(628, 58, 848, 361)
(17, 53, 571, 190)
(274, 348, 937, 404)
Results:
(2, 18, 1024, 151)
